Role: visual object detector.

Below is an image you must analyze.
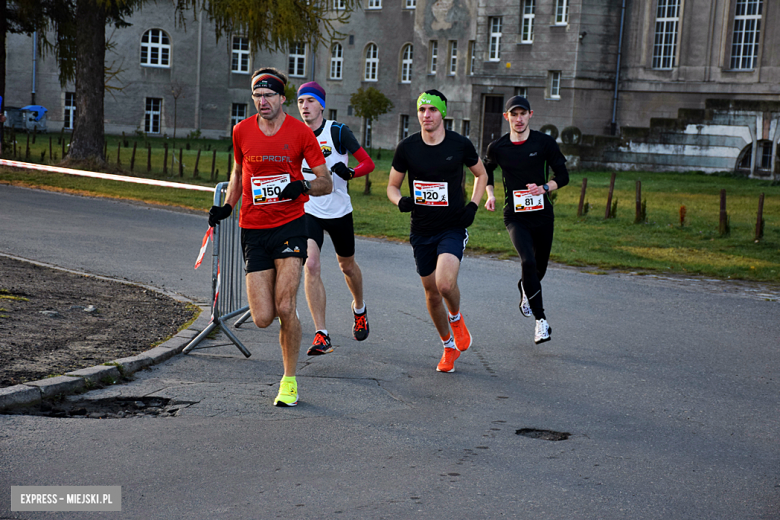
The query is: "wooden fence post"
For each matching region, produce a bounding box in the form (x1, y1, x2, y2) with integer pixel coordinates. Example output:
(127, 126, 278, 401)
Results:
(130, 141, 137, 172)
(179, 148, 184, 177)
(577, 178, 588, 217)
(211, 149, 217, 181)
(755, 193, 765, 241)
(634, 179, 642, 223)
(48, 136, 53, 164)
(193, 148, 201, 178)
(147, 144, 152, 173)
(605, 172, 616, 219)
(116, 141, 122, 166)
(719, 189, 728, 236)
(163, 143, 168, 175)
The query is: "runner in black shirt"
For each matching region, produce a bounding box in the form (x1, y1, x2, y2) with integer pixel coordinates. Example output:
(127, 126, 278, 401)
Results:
(388, 89, 488, 373)
(484, 95, 569, 344)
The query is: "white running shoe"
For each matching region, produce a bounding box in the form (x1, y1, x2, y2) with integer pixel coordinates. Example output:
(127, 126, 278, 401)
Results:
(518, 281, 532, 318)
(534, 319, 552, 344)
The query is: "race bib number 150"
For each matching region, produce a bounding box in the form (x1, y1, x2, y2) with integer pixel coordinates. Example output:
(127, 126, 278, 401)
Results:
(513, 190, 544, 212)
(413, 180, 448, 206)
(252, 175, 290, 205)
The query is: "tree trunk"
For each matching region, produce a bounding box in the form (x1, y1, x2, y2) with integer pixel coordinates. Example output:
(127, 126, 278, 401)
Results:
(66, 0, 106, 162)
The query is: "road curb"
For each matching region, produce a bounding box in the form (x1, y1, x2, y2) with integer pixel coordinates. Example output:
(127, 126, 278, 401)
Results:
(0, 304, 211, 412)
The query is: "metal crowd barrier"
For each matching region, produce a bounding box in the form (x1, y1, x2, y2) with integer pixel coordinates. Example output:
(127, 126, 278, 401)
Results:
(183, 182, 252, 357)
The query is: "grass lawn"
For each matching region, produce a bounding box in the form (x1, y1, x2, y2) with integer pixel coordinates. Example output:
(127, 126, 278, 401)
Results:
(2, 137, 778, 283)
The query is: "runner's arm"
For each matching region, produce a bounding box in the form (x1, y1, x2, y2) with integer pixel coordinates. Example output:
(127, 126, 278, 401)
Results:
(386, 167, 407, 206)
(349, 147, 375, 178)
(308, 163, 333, 196)
(483, 142, 498, 211)
(467, 158, 488, 208)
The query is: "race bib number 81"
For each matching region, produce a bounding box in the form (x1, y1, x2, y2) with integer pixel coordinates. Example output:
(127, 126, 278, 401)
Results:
(513, 190, 544, 212)
(252, 175, 290, 205)
(413, 180, 448, 206)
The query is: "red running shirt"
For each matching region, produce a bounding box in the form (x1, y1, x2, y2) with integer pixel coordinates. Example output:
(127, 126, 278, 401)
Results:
(233, 114, 326, 229)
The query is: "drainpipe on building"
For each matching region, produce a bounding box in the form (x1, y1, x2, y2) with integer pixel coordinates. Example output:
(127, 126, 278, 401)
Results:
(194, 14, 203, 131)
(31, 31, 38, 105)
(610, 0, 626, 136)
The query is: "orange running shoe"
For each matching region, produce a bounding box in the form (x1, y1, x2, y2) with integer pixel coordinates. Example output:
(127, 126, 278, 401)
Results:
(436, 347, 461, 373)
(449, 313, 473, 352)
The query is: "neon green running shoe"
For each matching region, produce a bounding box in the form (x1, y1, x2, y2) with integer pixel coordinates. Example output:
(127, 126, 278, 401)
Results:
(274, 378, 298, 407)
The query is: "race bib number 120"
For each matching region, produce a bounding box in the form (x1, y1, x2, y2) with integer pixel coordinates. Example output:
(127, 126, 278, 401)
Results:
(252, 175, 290, 205)
(413, 180, 448, 206)
(513, 190, 544, 212)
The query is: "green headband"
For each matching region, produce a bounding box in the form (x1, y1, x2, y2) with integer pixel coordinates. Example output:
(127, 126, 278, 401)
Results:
(417, 93, 447, 119)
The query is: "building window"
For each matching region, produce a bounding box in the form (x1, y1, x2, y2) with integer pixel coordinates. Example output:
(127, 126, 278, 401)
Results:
(231, 103, 247, 127)
(555, 0, 569, 25)
(231, 36, 250, 74)
(515, 86, 528, 97)
(364, 119, 372, 148)
(730, 0, 762, 70)
(521, 0, 535, 43)
(549, 71, 561, 99)
(489, 17, 502, 61)
(330, 43, 343, 80)
(288, 42, 307, 77)
(63, 92, 76, 130)
(405, 0, 416, 8)
(401, 44, 413, 83)
(448, 40, 458, 75)
(760, 141, 773, 170)
(462, 120, 470, 138)
(652, 0, 680, 69)
(145, 98, 162, 134)
(329, 109, 338, 120)
(140, 29, 171, 68)
(468, 41, 476, 74)
(364, 43, 379, 81)
(335, 0, 346, 9)
(400, 114, 409, 140)
(367, 0, 381, 8)
(429, 40, 438, 74)
(444, 119, 454, 131)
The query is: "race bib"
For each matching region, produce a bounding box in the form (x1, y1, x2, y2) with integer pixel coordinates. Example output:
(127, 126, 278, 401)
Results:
(251, 174, 290, 205)
(413, 180, 448, 206)
(513, 190, 544, 212)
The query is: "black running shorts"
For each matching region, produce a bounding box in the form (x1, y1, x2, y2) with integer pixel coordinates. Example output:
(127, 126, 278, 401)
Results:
(241, 216, 308, 273)
(305, 212, 356, 258)
(409, 228, 469, 278)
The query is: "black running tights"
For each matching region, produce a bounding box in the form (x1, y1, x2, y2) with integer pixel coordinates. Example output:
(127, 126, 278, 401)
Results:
(506, 219, 554, 320)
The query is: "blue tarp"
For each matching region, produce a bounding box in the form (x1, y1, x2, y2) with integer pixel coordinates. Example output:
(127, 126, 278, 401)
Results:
(21, 105, 48, 121)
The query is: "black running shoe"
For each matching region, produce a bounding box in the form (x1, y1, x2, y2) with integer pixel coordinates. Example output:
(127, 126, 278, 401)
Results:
(307, 331, 333, 355)
(352, 306, 369, 341)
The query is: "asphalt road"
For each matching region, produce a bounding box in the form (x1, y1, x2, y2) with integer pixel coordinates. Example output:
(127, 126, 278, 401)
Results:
(1, 184, 778, 519)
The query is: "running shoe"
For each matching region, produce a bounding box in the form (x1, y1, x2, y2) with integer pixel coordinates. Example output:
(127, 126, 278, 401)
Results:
(449, 313, 473, 352)
(518, 280, 533, 318)
(436, 347, 461, 373)
(307, 331, 333, 356)
(534, 319, 552, 344)
(274, 379, 298, 407)
(352, 306, 369, 341)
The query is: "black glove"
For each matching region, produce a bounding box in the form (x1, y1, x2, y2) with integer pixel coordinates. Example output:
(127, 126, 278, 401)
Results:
(208, 204, 232, 227)
(332, 162, 355, 181)
(280, 180, 306, 200)
(397, 196, 415, 213)
(458, 202, 478, 228)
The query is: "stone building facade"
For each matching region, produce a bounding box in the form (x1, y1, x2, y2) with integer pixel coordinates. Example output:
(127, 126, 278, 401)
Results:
(4, 0, 778, 174)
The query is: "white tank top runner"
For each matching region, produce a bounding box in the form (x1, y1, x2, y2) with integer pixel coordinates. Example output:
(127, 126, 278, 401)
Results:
(302, 120, 353, 219)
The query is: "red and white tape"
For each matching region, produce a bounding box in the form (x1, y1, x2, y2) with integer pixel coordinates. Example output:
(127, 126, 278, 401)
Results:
(0, 159, 213, 192)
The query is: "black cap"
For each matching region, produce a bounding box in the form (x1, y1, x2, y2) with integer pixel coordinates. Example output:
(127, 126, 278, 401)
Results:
(505, 95, 531, 112)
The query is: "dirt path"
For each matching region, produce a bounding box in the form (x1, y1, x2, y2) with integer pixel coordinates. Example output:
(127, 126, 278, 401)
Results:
(0, 255, 197, 388)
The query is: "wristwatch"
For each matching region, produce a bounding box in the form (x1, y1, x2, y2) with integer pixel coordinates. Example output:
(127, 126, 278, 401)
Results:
(302, 180, 312, 193)
(543, 184, 550, 193)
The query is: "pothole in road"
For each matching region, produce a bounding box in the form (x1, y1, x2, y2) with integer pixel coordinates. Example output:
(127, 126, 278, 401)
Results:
(2, 396, 197, 419)
(516, 428, 571, 441)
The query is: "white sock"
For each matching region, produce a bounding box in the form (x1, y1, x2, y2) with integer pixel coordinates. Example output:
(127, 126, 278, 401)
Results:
(442, 336, 455, 349)
(317, 329, 329, 337)
(353, 301, 365, 314)
(448, 312, 461, 323)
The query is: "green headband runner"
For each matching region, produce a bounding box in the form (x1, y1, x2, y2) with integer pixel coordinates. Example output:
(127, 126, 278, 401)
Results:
(417, 93, 447, 119)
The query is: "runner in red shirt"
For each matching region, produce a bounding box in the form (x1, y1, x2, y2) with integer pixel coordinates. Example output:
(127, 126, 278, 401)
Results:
(208, 67, 331, 407)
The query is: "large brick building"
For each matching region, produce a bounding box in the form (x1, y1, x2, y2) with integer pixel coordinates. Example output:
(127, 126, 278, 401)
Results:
(4, 0, 778, 174)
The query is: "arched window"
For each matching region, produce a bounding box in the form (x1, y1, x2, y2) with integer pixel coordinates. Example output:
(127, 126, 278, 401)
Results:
(330, 43, 343, 80)
(141, 29, 171, 68)
(364, 43, 378, 81)
(737, 141, 775, 171)
(400, 44, 413, 83)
